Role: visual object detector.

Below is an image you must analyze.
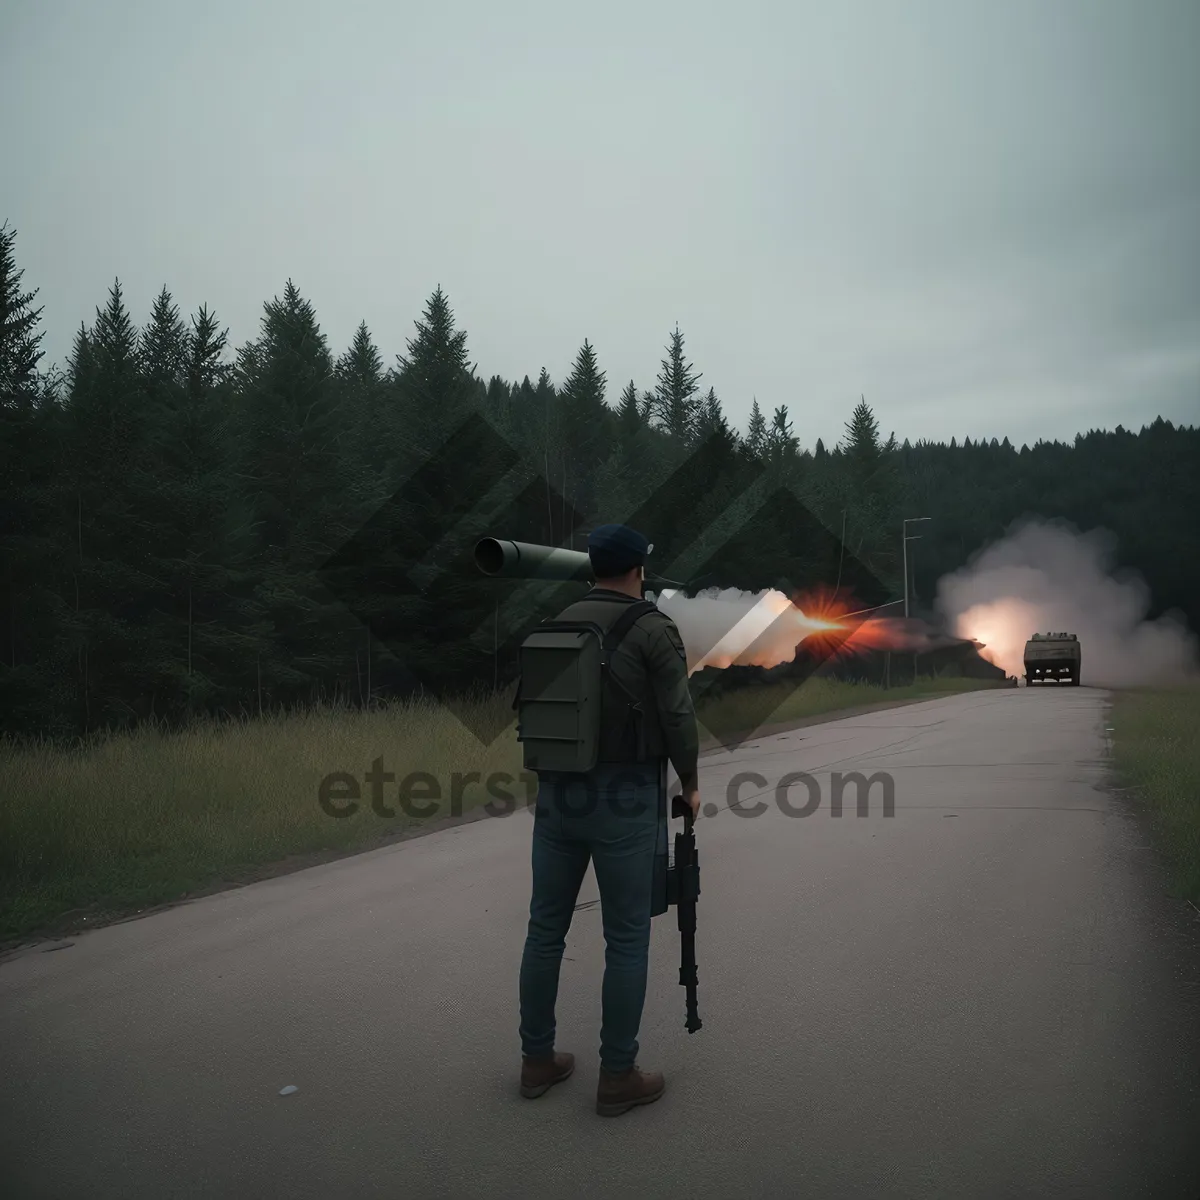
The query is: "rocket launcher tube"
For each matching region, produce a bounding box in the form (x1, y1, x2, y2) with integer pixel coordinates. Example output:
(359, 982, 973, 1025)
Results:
(474, 538, 594, 581)
(474, 536, 690, 592)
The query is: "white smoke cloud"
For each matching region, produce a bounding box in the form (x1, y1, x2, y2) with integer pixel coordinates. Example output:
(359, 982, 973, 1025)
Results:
(936, 517, 1198, 687)
(656, 587, 830, 674)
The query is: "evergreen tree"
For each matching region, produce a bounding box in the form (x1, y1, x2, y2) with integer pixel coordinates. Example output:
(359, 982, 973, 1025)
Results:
(843, 396, 882, 467)
(394, 285, 476, 466)
(832, 396, 899, 573)
(765, 404, 799, 466)
(337, 320, 393, 491)
(560, 339, 606, 410)
(505, 373, 539, 449)
(694, 387, 732, 444)
(341, 321, 383, 385)
(482, 373, 512, 430)
(142, 304, 257, 718)
(680, 387, 745, 563)
(594, 379, 654, 523)
(0, 222, 44, 394)
(66, 323, 94, 398)
(139, 287, 188, 389)
(746, 399, 767, 458)
(237, 281, 344, 554)
(235, 280, 356, 704)
(531, 367, 562, 540)
(652, 325, 701, 444)
(558, 339, 609, 521)
(616, 379, 642, 441)
(132, 287, 194, 706)
(0, 224, 62, 733)
(58, 281, 160, 729)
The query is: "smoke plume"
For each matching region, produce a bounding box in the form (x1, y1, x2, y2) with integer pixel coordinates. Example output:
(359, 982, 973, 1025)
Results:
(656, 588, 833, 674)
(936, 517, 1198, 686)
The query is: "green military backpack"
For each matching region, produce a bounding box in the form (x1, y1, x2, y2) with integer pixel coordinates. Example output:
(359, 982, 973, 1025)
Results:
(514, 599, 659, 773)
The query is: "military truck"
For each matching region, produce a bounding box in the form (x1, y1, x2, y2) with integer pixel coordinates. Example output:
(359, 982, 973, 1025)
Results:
(1023, 632, 1081, 686)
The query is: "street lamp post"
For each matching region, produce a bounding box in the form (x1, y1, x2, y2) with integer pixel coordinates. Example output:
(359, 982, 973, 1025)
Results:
(902, 517, 932, 619)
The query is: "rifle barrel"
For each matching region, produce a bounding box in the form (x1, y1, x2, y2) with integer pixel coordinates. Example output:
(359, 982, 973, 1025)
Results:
(671, 797, 702, 1033)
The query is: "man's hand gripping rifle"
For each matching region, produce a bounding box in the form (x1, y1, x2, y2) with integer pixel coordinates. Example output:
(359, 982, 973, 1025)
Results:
(668, 794, 702, 1034)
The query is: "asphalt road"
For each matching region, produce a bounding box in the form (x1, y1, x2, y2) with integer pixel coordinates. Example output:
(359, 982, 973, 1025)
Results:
(3, 688, 1200, 1198)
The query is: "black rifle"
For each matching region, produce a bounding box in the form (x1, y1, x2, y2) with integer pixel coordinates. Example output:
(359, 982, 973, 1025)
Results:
(667, 794, 702, 1033)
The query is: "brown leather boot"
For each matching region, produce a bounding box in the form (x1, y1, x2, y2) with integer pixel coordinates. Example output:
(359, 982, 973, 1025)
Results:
(520, 1051, 575, 1098)
(595, 1064, 666, 1116)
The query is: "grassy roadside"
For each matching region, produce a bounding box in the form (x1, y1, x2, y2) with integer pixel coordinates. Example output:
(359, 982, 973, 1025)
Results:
(1109, 683, 1200, 906)
(0, 693, 525, 945)
(0, 675, 1003, 946)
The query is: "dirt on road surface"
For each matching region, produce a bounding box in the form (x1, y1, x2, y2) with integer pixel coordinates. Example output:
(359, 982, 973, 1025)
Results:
(2, 688, 1199, 1198)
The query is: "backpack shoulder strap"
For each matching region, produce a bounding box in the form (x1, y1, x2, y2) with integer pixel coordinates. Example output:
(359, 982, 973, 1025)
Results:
(600, 600, 659, 758)
(601, 600, 659, 657)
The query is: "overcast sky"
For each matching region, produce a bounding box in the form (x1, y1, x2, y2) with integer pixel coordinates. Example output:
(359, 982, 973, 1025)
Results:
(4, 0, 1198, 449)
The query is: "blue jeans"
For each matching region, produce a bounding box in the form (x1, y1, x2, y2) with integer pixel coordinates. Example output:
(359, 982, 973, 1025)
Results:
(519, 762, 663, 1073)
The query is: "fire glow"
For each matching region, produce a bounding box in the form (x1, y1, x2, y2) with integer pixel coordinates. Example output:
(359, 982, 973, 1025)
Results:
(951, 598, 1043, 678)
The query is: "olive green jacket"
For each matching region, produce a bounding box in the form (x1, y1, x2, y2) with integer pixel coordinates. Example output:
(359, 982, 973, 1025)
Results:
(552, 587, 699, 781)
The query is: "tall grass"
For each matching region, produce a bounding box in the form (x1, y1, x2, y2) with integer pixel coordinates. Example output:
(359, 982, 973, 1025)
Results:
(0, 692, 524, 941)
(1110, 684, 1200, 905)
(0, 676, 1001, 943)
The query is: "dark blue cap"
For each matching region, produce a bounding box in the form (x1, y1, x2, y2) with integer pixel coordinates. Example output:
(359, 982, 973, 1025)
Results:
(587, 524, 653, 576)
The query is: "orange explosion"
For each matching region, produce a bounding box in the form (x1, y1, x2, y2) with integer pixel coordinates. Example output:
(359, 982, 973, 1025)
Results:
(952, 598, 1042, 677)
(787, 587, 908, 656)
